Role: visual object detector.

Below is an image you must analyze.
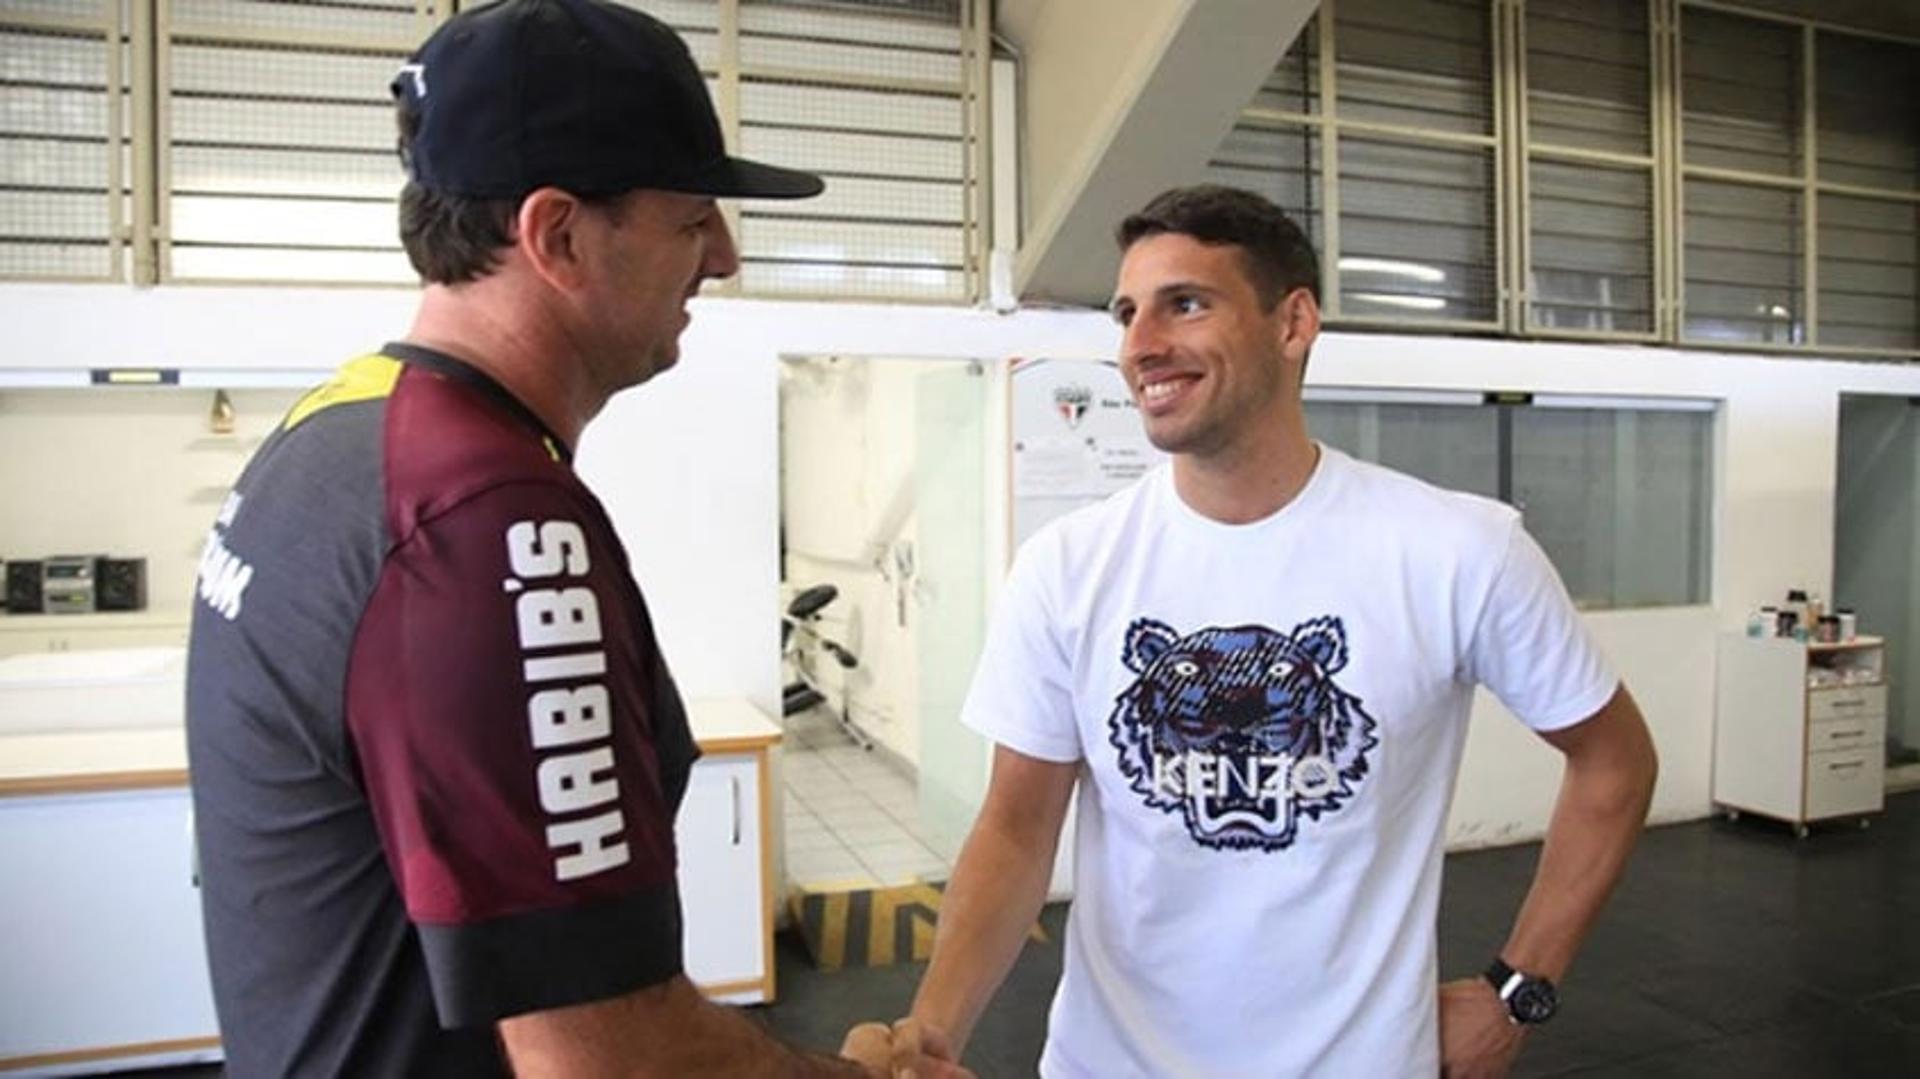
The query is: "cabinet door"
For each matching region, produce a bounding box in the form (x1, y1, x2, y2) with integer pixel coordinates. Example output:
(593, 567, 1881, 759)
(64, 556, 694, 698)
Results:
(0, 786, 220, 1063)
(674, 753, 766, 997)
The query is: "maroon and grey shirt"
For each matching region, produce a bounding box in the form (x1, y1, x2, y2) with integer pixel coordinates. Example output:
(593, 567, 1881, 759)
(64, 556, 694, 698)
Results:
(186, 344, 699, 1077)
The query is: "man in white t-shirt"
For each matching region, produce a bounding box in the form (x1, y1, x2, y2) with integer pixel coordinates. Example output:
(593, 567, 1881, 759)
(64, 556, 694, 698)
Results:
(905, 185, 1660, 1078)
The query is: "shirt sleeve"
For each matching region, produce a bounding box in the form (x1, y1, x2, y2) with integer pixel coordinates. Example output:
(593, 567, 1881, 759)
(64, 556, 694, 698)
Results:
(1465, 519, 1620, 732)
(346, 479, 691, 1028)
(960, 530, 1083, 762)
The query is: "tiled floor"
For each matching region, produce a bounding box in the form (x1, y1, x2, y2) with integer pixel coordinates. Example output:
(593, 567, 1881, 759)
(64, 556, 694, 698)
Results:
(781, 706, 951, 889)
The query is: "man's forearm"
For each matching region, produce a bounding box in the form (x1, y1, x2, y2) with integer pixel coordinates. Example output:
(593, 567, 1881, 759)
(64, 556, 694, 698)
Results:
(1501, 694, 1658, 981)
(910, 816, 1058, 1054)
(501, 975, 868, 1077)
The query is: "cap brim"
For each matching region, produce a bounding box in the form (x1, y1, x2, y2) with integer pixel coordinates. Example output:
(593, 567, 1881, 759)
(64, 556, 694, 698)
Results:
(668, 156, 825, 199)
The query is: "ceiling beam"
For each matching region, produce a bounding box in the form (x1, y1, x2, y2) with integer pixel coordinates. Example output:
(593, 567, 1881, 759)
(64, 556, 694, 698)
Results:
(1002, 0, 1317, 307)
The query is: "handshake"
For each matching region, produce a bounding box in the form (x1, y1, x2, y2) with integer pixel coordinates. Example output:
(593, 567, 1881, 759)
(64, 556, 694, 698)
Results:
(838, 1017, 973, 1079)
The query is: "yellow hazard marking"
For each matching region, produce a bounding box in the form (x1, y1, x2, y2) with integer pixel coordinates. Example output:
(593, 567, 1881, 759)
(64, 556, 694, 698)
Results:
(868, 882, 946, 966)
(817, 891, 849, 972)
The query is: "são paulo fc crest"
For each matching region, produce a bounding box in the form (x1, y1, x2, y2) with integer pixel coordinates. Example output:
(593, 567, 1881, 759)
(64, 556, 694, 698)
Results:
(1106, 616, 1377, 852)
(1053, 384, 1092, 428)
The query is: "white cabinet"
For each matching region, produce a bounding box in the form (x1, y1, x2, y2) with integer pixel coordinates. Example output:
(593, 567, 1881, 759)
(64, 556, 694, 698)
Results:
(0, 614, 188, 658)
(1713, 635, 1887, 835)
(0, 698, 781, 1075)
(0, 784, 221, 1076)
(677, 752, 774, 1002)
(678, 699, 782, 1005)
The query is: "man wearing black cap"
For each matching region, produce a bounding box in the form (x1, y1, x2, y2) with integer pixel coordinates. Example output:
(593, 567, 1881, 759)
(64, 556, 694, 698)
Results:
(185, 1, 961, 1075)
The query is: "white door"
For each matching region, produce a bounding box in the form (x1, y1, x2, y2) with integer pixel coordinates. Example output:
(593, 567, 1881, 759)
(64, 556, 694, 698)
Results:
(913, 362, 991, 861)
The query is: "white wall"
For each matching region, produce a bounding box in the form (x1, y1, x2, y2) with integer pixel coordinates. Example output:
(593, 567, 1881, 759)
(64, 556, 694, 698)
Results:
(10, 282, 1920, 851)
(0, 386, 301, 613)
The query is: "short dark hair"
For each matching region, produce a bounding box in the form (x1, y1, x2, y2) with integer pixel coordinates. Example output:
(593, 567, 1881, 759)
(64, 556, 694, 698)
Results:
(1116, 185, 1320, 309)
(394, 106, 625, 285)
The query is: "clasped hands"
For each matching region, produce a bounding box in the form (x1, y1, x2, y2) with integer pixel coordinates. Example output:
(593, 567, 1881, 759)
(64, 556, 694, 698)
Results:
(839, 1017, 972, 1079)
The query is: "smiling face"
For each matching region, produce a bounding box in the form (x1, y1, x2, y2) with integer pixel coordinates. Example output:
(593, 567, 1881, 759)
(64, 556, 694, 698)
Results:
(1111, 232, 1315, 462)
(573, 189, 739, 393)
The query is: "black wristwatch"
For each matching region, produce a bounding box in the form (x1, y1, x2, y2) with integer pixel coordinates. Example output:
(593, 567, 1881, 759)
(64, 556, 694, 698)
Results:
(1484, 957, 1558, 1025)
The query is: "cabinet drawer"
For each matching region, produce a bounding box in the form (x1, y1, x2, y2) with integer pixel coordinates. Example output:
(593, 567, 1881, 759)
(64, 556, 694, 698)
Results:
(1808, 684, 1885, 724)
(1805, 748, 1883, 820)
(1808, 711, 1886, 754)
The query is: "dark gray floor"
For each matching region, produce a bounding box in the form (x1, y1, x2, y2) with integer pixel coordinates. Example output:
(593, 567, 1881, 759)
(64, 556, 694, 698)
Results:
(757, 792, 1920, 1078)
(123, 792, 1920, 1077)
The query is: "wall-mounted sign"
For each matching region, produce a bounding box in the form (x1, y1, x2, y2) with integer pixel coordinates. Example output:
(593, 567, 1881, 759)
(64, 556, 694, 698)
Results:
(1010, 357, 1166, 550)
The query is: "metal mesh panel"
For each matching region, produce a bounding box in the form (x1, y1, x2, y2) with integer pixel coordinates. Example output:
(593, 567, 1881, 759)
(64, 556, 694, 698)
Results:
(1680, 6, 1801, 177)
(1817, 193, 1917, 351)
(736, 0, 970, 301)
(740, 123, 958, 180)
(0, 0, 111, 21)
(1682, 177, 1803, 345)
(610, 0, 719, 68)
(1334, 0, 1492, 137)
(1816, 30, 1919, 193)
(740, 0, 958, 49)
(169, 0, 428, 41)
(163, 32, 412, 283)
(1338, 135, 1498, 323)
(0, 15, 120, 280)
(1526, 0, 1650, 156)
(614, 0, 720, 31)
(1529, 159, 1654, 333)
(1203, 122, 1323, 253)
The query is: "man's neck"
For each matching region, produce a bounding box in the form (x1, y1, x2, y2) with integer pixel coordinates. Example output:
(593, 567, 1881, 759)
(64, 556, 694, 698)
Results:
(1171, 420, 1320, 525)
(403, 284, 600, 448)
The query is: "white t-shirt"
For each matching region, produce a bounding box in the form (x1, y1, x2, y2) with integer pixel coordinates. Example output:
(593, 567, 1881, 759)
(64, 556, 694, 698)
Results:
(962, 445, 1617, 1078)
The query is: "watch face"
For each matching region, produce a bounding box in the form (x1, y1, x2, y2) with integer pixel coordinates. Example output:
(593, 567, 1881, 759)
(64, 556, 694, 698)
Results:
(1510, 980, 1559, 1024)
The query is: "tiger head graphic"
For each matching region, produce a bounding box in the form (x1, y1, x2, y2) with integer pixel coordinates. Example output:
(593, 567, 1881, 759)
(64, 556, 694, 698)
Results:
(1106, 616, 1377, 851)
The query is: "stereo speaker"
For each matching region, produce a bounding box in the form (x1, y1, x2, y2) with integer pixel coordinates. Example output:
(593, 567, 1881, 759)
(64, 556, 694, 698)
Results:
(95, 557, 148, 612)
(5, 560, 44, 613)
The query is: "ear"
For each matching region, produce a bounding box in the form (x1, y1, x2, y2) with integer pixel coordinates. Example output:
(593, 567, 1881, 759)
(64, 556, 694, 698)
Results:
(1291, 616, 1346, 674)
(1123, 618, 1179, 673)
(516, 187, 589, 292)
(1277, 286, 1321, 373)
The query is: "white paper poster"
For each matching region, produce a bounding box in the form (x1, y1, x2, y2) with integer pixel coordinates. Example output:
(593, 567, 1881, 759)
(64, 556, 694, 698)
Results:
(1010, 357, 1165, 550)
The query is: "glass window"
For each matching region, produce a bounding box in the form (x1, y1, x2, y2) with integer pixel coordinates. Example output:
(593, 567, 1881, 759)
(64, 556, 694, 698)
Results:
(1338, 137, 1498, 323)
(1530, 160, 1655, 334)
(1310, 395, 1715, 610)
(1307, 400, 1500, 499)
(1525, 0, 1651, 157)
(1333, 0, 1493, 137)
(1206, 124, 1325, 254)
(1512, 406, 1713, 608)
(1817, 194, 1918, 353)
(1682, 178, 1804, 345)
(1815, 31, 1919, 192)
(1681, 7, 1802, 178)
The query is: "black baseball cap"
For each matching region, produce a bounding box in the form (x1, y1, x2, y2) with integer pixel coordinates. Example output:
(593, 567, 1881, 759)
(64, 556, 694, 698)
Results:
(391, 0, 823, 200)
